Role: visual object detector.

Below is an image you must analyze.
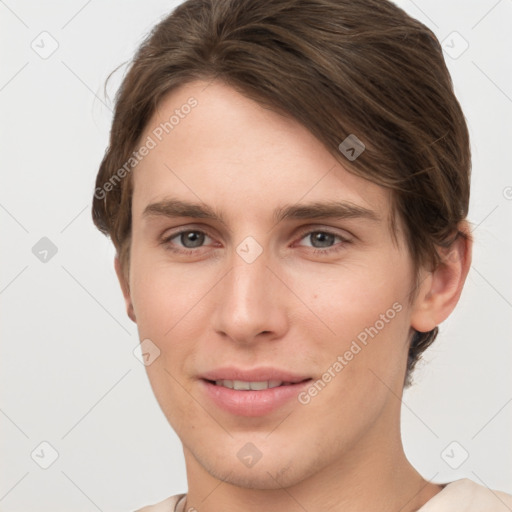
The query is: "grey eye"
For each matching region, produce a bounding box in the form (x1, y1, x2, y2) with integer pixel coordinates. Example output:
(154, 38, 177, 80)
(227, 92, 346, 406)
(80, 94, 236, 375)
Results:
(305, 232, 337, 248)
(180, 231, 206, 248)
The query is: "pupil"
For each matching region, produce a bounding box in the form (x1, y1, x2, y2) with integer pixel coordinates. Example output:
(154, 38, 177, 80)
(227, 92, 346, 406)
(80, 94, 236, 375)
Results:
(312, 232, 334, 248)
(182, 231, 204, 248)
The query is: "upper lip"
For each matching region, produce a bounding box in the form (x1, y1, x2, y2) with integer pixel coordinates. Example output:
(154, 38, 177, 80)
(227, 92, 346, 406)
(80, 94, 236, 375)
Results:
(200, 367, 311, 383)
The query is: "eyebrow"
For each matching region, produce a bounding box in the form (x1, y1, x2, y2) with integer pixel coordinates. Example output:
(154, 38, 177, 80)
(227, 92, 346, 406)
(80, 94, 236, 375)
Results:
(142, 198, 379, 225)
(272, 201, 379, 224)
(143, 199, 227, 223)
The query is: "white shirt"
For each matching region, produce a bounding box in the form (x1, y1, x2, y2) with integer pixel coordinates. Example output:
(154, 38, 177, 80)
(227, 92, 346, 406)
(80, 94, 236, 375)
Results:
(135, 478, 512, 511)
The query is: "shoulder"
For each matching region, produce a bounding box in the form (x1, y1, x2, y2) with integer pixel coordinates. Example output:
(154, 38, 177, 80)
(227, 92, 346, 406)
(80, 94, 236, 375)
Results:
(134, 493, 186, 512)
(418, 479, 512, 511)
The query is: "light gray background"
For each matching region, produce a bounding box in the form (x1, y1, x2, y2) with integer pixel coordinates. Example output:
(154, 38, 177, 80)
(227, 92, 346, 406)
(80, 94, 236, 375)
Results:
(1, 1, 511, 511)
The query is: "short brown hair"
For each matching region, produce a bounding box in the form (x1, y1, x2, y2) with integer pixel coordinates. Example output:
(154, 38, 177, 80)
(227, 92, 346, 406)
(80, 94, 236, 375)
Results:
(92, 0, 471, 386)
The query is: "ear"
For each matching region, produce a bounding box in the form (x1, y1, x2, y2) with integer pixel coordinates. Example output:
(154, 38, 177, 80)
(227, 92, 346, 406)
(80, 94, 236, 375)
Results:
(410, 225, 472, 333)
(114, 256, 136, 323)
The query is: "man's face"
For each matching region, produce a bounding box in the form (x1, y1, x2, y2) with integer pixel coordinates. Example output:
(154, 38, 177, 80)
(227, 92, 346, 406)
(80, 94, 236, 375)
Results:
(125, 80, 419, 488)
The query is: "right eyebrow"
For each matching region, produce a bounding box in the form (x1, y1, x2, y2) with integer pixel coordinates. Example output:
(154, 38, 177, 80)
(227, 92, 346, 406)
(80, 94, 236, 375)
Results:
(142, 198, 227, 224)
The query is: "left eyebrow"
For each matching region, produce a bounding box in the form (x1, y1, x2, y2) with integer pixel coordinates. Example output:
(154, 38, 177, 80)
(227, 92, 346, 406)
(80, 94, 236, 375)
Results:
(272, 200, 380, 224)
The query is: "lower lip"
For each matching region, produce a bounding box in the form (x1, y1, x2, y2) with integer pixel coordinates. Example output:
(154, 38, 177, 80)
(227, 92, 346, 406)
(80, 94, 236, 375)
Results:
(200, 379, 312, 417)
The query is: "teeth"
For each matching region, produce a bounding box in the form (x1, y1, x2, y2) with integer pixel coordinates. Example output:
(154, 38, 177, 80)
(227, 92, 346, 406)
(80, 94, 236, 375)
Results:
(233, 380, 251, 390)
(214, 379, 284, 390)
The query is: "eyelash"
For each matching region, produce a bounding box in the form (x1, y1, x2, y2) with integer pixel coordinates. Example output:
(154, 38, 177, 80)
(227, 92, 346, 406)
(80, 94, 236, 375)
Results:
(294, 228, 351, 255)
(160, 227, 351, 256)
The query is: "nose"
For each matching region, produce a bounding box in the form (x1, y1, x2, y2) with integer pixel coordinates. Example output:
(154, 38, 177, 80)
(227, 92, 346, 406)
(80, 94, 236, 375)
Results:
(212, 251, 289, 345)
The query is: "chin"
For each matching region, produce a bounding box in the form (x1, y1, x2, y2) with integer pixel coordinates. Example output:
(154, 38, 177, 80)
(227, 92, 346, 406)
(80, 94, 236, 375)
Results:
(188, 439, 318, 490)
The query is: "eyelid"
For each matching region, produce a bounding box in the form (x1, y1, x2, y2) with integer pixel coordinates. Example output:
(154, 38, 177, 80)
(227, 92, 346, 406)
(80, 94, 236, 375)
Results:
(160, 226, 217, 246)
(293, 224, 353, 243)
(160, 223, 216, 240)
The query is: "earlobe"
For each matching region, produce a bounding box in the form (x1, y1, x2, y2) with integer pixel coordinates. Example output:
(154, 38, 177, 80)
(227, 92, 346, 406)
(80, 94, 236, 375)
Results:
(411, 227, 472, 333)
(114, 256, 137, 323)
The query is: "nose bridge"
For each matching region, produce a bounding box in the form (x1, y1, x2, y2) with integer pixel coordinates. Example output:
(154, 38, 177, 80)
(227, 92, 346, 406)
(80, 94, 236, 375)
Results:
(213, 248, 288, 342)
(230, 255, 269, 305)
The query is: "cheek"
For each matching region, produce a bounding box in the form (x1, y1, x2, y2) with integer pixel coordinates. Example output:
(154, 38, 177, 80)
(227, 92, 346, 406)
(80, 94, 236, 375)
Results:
(128, 253, 208, 430)
(299, 259, 409, 334)
(293, 269, 411, 431)
(292, 259, 413, 382)
(128, 251, 221, 397)
(129, 245, 213, 338)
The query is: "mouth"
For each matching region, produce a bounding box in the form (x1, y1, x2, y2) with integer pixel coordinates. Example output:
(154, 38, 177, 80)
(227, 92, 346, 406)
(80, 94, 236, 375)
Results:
(199, 369, 312, 416)
(207, 379, 308, 390)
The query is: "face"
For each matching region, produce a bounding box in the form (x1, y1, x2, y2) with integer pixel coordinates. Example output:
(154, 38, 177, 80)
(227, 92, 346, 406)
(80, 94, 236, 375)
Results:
(122, 80, 424, 489)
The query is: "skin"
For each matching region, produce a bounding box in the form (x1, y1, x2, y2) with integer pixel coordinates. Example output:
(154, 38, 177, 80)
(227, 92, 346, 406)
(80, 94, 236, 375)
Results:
(115, 80, 472, 512)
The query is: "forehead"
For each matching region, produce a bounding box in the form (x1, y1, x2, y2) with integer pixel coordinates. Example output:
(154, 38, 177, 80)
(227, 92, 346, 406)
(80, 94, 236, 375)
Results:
(131, 80, 391, 223)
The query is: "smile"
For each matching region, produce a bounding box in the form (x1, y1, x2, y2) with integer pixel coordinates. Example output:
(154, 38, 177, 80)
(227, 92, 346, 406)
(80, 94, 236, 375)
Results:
(212, 379, 296, 390)
(199, 368, 312, 416)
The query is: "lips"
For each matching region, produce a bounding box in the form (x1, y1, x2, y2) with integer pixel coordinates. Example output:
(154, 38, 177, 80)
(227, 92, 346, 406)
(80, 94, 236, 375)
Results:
(199, 367, 312, 416)
(200, 367, 310, 384)
(214, 379, 294, 390)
